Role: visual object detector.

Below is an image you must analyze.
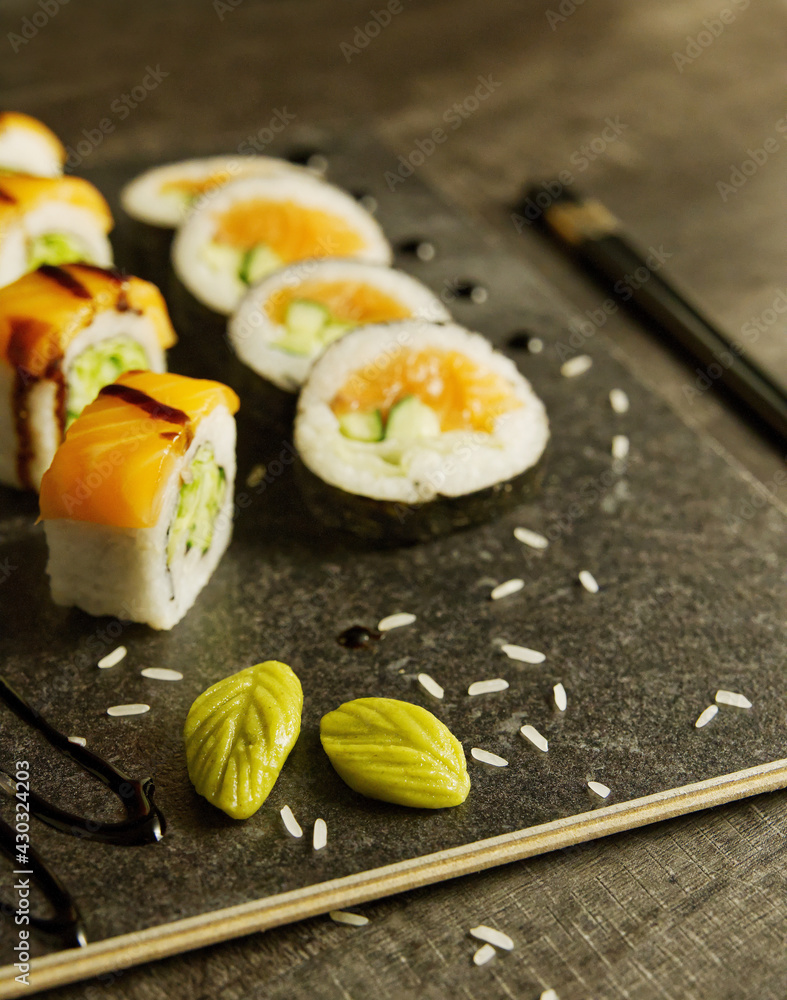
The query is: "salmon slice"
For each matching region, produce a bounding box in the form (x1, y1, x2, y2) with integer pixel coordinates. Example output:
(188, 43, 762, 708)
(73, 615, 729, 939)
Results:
(266, 280, 412, 326)
(39, 371, 239, 527)
(0, 174, 112, 233)
(0, 264, 176, 377)
(330, 349, 522, 434)
(214, 199, 365, 260)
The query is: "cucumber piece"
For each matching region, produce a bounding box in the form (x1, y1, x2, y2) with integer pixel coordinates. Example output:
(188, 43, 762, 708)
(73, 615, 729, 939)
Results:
(167, 445, 226, 565)
(27, 232, 91, 270)
(319, 319, 355, 347)
(65, 335, 150, 426)
(200, 240, 243, 275)
(385, 395, 441, 441)
(286, 299, 332, 338)
(338, 410, 385, 442)
(239, 244, 281, 285)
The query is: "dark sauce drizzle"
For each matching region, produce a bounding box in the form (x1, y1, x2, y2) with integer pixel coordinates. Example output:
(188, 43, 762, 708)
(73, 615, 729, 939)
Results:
(99, 383, 189, 426)
(0, 677, 167, 948)
(338, 625, 382, 649)
(38, 265, 91, 299)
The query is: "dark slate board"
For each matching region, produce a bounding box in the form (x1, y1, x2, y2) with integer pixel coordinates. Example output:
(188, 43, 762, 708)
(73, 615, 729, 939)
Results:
(1, 130, 785, 969)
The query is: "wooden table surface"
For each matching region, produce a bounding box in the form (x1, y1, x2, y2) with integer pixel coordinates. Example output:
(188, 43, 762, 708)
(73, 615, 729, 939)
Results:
(3, 1, 786, 997)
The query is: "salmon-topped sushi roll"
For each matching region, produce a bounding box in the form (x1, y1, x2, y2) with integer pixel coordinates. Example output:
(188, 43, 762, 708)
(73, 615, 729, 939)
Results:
(0, 112, 65, 177)
(0, 264, 176, 490)
(40, 371, 239, 630)
(0, 174, 113, 288)
(172, 173, 391, 315)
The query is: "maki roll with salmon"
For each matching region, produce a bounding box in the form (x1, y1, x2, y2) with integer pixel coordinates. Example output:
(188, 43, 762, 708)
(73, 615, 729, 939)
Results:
(40, 371, 239, 630)
(0, 264, 176, 490)
(0, 112, 65, 177)
(295, 321, 549, 542)
(0, 174, 113, 288)
(172, 174, 391, 315)
(228, 260, 451, 392)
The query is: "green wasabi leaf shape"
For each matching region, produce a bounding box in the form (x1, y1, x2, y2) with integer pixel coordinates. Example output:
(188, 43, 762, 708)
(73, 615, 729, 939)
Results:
(320, 697, 470, 809)
(184, 660, 303, 820)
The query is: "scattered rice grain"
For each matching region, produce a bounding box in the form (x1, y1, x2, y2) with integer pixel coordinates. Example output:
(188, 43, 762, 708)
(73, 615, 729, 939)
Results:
(67, 736, 87, 747)
(140, 667, 183, 682)
(329, 910, 369, 927)
(502, 644, 545, 664)
(528, 337, 544, 354)
(520, 725, 548, 752)
(612, 435, 630, 460)
(98, 646, 127, 669)
(588, 780, 611, 798)
(378, 612, 416, 631)
(560, 354, 592, 378)
(540, 991, 560, 1000)
(418, 673, 444, 699)
(471, 748, 508, 767)
(245, 464, 266, 488)
(313, 818, 327, 850)
(695, 704, 718, 728)
(280, 805, 303, 838)
(473, 943, 496, 966)
(490, 579, 524, 600)
(578, 570, 599, 594)
(553, 682, 567, 712)
(609, 388, 629, 414)
(470, 925, 514, 951)
(715, 690, 752, 709)
(513, 527, 549, 550)
(106, 704, 150, 717)
(468, 678, 509, 696)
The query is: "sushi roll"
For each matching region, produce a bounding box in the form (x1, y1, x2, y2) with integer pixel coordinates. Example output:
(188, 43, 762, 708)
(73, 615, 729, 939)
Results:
(39, 371, 239, 631)
(0, 264, 176, 490)
(228, 260, 451, 392)
(120, 155, 310, 229)
(295, 321, 549, 542)
(0, 174, 113, 288)
(172, 174, 391, 315)
(0, 112, 65, 177)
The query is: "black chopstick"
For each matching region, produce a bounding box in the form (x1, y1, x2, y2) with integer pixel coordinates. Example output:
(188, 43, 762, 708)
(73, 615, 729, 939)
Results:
(521, 185, 787, 445)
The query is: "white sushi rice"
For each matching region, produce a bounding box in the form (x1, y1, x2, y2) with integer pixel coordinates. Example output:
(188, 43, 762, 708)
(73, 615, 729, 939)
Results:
(471, 748, 508, 767)
(553, 682, 567, 712)
(418, 673, 444, 699)
(313, 818, 328, 850)
(520, 725, 548, 752)
(120, 155, 308, 228)
(612, 435, 630, 460)
(715, 690, 752, 709)
(560, 354, 592, 378)
(491, 579, 525, 600)
(45, 403, 237, 630)
(578, 570, 599, 594)
(280, 805, 303, 838)
(470, 926, 514, 950)
(106, 704, 150, 717)
(329, 911, 369, 927)
(173, 173, 391, 314)
(468, 679, 509, 696)
(473, 943, 497, 966)
(513, 526, 549, 549)
(378, 611, 417, 631)
(141, 667, 183, 681)
(609, 388, 630, 413)
(229, 260, 450, 392)
(695, 705, 719, 728)
(588, 780, 611, 798)
(0, 117, 63, 177)
(502, 644, 545, 664)
(296, 321, 550, 505)
(67, 736, 87, 747)
(98, 646, 127, 669)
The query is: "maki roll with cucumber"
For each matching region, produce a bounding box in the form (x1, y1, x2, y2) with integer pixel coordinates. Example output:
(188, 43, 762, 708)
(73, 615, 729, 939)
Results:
(39, 371, 239, 630)
(0, 112, 65, 177)
(295, 321, 549, 542)
(228, 260, 451, 392)
(172, 173, 391, 315)
(0, 174, 113, 288)
(0, 264, 176, 490)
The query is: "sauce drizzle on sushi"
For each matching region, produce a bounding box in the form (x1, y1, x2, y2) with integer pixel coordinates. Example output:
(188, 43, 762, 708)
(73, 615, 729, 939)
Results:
(38, 264, 91, 299)
(99, 382, 190, 425)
